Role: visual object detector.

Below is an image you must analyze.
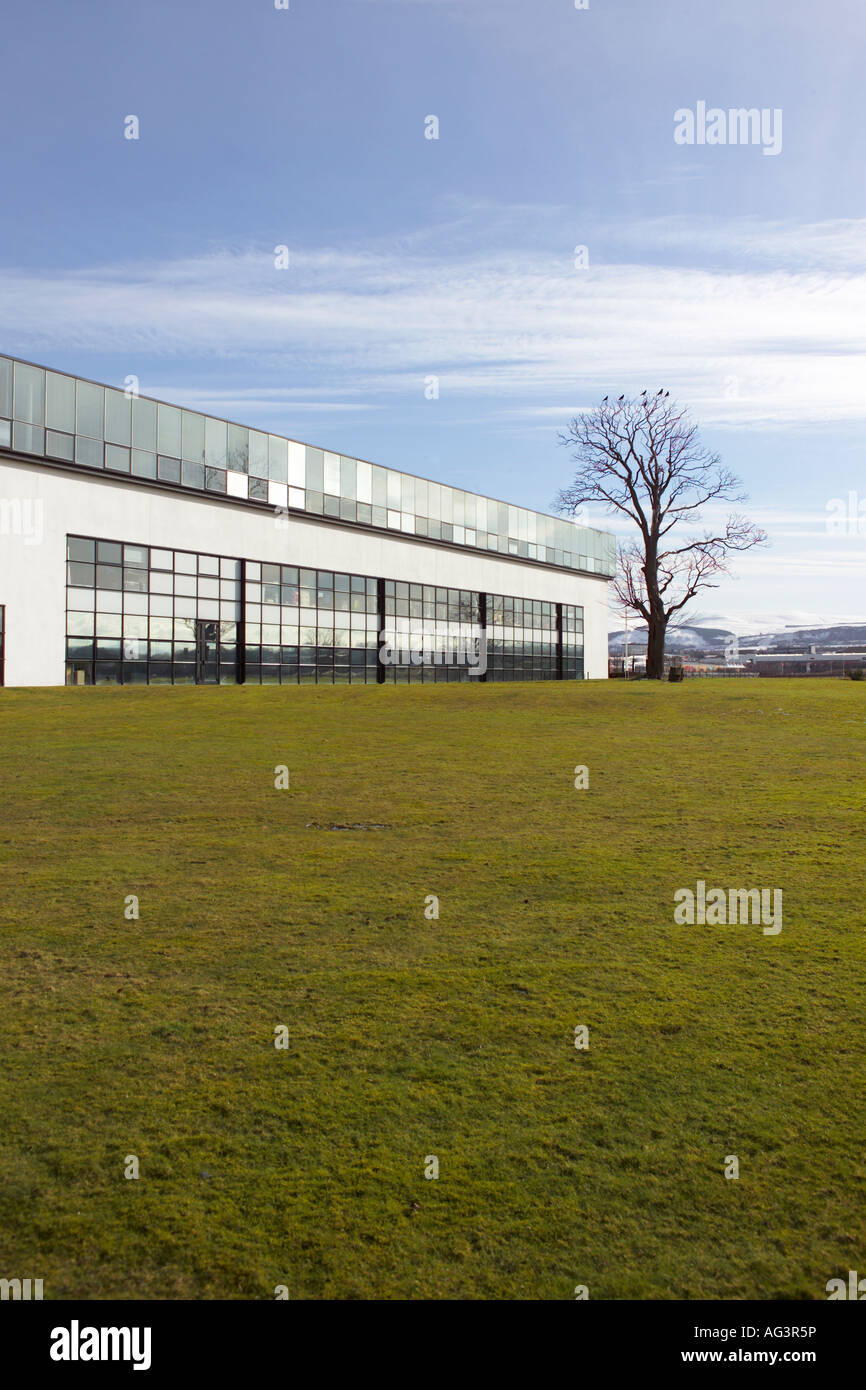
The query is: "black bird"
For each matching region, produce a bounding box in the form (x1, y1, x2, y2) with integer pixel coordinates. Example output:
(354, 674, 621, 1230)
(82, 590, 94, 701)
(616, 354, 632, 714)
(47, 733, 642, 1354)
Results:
(640, 390, 647, 397)
(618, 394, 624, 401)
(664, 390, 670, 397)
(657, 388, 664, 396)
(602, 395, 608, 403)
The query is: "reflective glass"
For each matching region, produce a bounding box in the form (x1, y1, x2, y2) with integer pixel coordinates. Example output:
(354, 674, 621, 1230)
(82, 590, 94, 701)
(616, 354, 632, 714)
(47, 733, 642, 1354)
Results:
(250, 430, 268, 478)
(13, 422, 44, 454)
(13, 362, 44, 425)
(269, 435, 288, 483)
(132, 397, 157, 451)
(227, 423, 249, 473)
(46, 372, 75, 431)
(74, 381, 103, 438)
(182, 411, 205, 462)
(0, 357, 11, 416)
(105, 390, 131, 445)
(157, 404, 182, 456)
(75, 436, 103, 467)
(205, 417, 227, 469)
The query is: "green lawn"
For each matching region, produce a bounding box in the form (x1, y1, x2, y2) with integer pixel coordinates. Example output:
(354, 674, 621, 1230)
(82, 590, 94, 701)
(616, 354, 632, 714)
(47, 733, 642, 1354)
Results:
(0, 678, 863, 1300)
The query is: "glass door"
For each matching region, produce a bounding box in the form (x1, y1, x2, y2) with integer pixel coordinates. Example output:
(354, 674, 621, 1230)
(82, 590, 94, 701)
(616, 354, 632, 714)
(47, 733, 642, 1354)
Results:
(194, 620, 219, 684)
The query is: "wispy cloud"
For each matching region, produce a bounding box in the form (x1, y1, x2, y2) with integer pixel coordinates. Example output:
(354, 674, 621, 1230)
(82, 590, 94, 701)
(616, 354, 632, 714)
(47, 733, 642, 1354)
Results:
(2, 214, 866, 429)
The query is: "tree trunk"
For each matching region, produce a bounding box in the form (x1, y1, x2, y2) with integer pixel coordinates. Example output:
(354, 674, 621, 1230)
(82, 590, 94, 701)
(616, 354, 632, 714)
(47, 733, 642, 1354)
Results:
(646, 613, 667, 679)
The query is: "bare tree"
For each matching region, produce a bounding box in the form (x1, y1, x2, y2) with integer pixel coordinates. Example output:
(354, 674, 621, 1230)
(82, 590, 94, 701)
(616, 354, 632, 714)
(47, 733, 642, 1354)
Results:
(556, 392, 767, 679)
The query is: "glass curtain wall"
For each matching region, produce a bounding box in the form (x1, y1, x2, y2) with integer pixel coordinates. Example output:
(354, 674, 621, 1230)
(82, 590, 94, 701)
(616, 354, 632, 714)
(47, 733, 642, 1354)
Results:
(65, 534, 586, 686)
(1, 356, 616, 579)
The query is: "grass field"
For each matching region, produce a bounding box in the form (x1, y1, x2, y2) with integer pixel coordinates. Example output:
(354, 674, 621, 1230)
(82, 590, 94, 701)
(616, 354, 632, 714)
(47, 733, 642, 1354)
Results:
(0, 677, 864, 1300)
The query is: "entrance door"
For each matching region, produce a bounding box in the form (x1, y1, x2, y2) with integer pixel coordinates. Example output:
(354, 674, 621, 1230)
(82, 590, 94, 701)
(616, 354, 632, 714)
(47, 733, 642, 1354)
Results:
(195, 620, 219, 684)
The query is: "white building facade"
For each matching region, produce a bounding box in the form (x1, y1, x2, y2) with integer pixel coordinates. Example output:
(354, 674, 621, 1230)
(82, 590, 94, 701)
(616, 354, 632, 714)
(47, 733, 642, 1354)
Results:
(0, 355, 613, 688)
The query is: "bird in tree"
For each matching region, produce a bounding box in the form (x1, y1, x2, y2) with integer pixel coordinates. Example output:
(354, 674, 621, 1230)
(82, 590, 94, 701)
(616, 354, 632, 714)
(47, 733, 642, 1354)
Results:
(555, 393, 767, 679)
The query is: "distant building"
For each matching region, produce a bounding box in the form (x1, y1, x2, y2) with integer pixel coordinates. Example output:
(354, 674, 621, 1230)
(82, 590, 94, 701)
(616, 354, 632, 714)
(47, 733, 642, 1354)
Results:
(745, 651, 866, 677)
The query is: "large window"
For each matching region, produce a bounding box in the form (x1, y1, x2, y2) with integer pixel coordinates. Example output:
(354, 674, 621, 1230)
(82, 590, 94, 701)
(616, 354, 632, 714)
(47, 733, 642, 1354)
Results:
(244, 562, 379, 685)
(65, 534, 585, 687)
(65, 537, 240, 686)
(380, 582, 481, 683)
(485, 593, 580, 682)
(561, 604, 585, 680)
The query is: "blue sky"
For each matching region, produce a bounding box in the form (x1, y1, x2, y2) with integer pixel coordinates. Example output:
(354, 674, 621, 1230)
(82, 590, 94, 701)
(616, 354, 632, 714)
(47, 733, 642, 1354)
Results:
(2, 0, 865, 630)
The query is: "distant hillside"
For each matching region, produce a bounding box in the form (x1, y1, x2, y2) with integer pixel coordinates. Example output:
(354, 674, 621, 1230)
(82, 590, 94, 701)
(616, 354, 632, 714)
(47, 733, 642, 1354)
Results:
(609, 623, 866, 655)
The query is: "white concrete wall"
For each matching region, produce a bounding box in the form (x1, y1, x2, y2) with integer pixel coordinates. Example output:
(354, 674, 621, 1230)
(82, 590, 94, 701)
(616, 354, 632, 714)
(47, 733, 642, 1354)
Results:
(0, 456, 610, 687)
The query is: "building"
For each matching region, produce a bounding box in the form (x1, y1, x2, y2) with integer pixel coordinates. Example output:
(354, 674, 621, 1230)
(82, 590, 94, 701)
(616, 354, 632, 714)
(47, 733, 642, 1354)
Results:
(745, 651, 866, 677)
(0, 354, 614, 688)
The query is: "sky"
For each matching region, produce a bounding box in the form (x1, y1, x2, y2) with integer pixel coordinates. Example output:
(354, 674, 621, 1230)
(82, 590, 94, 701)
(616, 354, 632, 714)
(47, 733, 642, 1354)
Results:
(1, 0, 864, 633)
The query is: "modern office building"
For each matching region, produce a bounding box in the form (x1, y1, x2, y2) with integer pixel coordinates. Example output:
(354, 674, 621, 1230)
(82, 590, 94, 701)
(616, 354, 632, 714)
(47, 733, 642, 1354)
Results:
(0, 354, 614, 688)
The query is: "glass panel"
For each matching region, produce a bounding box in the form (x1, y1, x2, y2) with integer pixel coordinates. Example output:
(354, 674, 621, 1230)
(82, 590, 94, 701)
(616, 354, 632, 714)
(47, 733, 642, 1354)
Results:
(46, 372, 75, 431)
(46, 429, 75, 460)
(67, 561, 95, 586)
(132, 449, 157, 477)
(182, 459, 205, 489)
(250, 430, 269, 477)
(182, 410, 205, 462)
(0, 357, 11, 417)
(105, 389, 131, 445)
(67, 533, 95, 561)
(13, 422, 44, 454)
(157, 403, 182, 456)
(13, 362, 44, 425)
(227, 422, 249, 473)
(340, 456, 357, 500)
(356, 460, 372, 504)
(96, 565, 122, 590)
(324, 451, 340, 494)
(205, 416, 227, 468)
(371, 466, 387, 507)
(158, 455, 181, 483)
(105, 443, 130, 472)
(75, 436, 103, 467)
(269, 435, 288, 483)
(76, 380, 104, 438)
(132, 396, 157, 450)
(305, 446, 324, 491)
